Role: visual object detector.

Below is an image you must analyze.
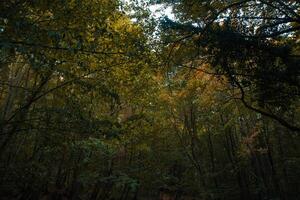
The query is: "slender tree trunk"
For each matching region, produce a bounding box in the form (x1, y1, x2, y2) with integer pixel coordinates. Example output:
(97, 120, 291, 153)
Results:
(207, 132, 219, 188)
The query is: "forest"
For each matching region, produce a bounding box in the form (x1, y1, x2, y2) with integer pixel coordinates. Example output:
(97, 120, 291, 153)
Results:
(0, 0, 299, 200)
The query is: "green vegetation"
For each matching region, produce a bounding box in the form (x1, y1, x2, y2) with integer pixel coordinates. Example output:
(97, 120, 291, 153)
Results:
(0, 0, 299, 199)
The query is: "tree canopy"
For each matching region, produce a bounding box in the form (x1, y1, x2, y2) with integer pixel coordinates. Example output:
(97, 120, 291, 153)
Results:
(0, 0, 299, 200)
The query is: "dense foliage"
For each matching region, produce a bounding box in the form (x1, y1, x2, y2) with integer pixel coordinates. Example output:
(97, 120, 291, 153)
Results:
(0, 0, 299, 200)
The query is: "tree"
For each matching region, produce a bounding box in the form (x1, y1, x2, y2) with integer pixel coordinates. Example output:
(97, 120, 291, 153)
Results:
(0, 1, 300, 200)
(158, 0, 300, 132)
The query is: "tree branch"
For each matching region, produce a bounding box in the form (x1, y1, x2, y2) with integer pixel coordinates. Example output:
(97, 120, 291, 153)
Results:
(234, 78, 300, 133)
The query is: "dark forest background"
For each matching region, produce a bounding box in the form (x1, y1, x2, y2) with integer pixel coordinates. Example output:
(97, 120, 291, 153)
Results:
(0, 0, 299, 199)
